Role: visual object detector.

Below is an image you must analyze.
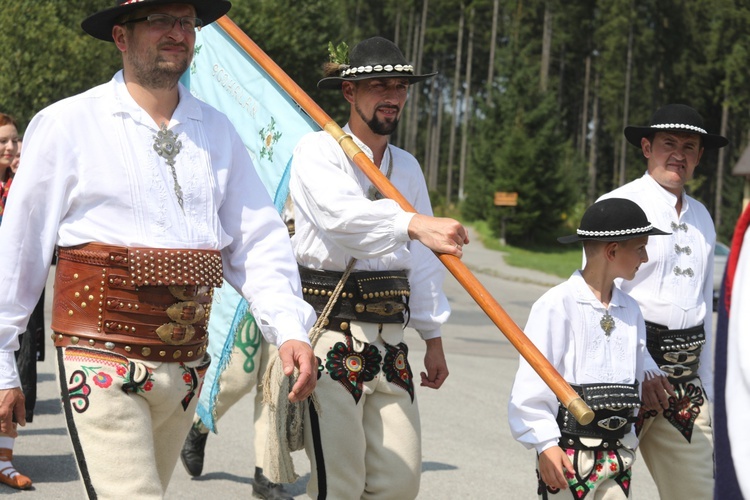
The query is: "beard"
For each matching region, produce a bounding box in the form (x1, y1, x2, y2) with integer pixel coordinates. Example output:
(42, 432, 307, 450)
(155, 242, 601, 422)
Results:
(355, 102, 400, 136)
(126, 42, 192, 90)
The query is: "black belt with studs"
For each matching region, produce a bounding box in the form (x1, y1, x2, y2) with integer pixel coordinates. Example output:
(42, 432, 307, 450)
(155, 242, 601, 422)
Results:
(298, 266, 409, 325)
(645, 322, 704, 383)
(556, 382, 641, 443)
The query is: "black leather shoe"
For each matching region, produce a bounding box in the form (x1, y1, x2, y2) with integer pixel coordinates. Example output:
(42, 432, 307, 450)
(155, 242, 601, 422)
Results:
(180, 425, 209, 477)
(252, 467, 294, 500)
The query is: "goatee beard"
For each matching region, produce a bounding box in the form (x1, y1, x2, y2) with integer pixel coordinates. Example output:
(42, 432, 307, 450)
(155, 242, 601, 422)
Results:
(356, 103, 400, 136)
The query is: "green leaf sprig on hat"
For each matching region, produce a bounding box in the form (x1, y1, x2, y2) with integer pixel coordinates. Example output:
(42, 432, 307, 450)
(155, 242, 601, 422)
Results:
(327, 41, 349, 66)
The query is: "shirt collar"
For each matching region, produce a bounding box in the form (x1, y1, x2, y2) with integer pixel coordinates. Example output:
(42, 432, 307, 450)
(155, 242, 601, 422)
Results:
(571, 270, 626, 309)
(343, 123, 372, 159)
(342, 123, 392, 167)
(110, 70, 203, 128)
(642, 171, 688, 215)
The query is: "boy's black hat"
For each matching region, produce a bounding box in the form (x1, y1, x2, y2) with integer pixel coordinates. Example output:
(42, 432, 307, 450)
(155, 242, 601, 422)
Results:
(558, 198, 670, 244)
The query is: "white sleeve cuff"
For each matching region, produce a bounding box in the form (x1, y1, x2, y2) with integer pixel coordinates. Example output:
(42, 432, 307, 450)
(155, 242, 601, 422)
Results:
(394, 211, 416, 242)
(417, 328, 441, 341)
(536, 438, 560, 455)
(0, 351, 21, 390)
(259, 314, 312, 347)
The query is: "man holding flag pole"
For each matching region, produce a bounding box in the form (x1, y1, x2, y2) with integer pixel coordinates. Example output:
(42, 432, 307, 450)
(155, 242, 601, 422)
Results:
(176, 10, 594, 499)
(290, 37, 469, 499)
(0, 1, 317, 498)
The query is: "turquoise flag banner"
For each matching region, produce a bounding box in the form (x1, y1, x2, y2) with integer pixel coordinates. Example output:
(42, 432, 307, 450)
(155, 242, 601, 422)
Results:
(181, 21, 318, 433)
(181, 21, 318, 210)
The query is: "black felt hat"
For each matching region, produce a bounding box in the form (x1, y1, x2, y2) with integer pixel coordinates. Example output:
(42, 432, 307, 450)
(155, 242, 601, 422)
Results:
(558, 198, 670, 244)
(82, 0, 231, 42)
(624, 103, 728, 150)
(318, 36, 437, 90)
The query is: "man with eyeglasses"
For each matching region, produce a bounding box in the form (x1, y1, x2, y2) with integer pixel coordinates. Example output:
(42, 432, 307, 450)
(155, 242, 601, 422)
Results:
(0, 1, 317, 498)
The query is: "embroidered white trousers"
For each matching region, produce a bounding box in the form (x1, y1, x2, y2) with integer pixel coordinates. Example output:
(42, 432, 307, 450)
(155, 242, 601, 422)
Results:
(304, 323, 421, 500)
(637, 378, 713, 500)
(56, 346, 210, 499)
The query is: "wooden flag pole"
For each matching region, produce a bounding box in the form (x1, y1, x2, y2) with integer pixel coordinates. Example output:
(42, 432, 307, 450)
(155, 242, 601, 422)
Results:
(216, 16, 593, 425)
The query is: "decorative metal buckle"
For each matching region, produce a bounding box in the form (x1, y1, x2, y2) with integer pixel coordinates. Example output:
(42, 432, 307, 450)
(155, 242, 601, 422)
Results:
(166, 301, 206, 325)
(663, 351, 697, 363)
(365, 300, 405, 316)
(597, 415, 628, 432)
(156, 322, 196, 345)
(660, 364, 693, 378)
(169, 285, 211, 300)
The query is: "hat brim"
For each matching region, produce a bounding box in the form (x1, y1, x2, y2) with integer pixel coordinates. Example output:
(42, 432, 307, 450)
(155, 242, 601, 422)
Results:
(81, 0, 231, 42)
(557, 226, 671, 244)
(624, 125, 728, 150)
(318, 71, 437, 90)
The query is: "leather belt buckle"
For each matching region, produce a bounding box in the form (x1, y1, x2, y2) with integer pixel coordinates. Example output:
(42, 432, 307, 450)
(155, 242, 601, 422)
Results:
(597, 416, 628, 432)
(166, 301, 206, 325)
(363, 300, 405, 316)
(660, 364, 693, 378)
(156, 323, 197, 345)
(663, 350, 697, 364)
(169, 285, 212, 300)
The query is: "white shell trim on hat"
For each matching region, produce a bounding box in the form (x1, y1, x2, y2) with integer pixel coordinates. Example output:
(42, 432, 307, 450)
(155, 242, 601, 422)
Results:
(340, 64, 415, 77)
(650, 123, 707, 134)
(577, 224, 653, 237)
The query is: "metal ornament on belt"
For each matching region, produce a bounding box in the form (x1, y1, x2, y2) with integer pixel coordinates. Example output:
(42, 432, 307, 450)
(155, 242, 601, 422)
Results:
(597, 415, 628, 432)
(660, 364, 693, 378)
(355, 300, 406, 316)
(154, 123, 184, 211)
(166, 300, 206, 325)
(169, 285, 212, 301)
(156, 322, 196, 345)
(663, 350, 697, 363)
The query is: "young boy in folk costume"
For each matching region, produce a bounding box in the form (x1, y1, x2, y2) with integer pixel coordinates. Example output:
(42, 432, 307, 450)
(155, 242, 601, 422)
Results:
(508, 198, 673, 499)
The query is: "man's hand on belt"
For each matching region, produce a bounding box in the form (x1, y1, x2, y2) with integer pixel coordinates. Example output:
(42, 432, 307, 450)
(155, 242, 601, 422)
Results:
(641, 375, 676, 412)
(0, 387, 26, 437)
(279, 340, 317, 402)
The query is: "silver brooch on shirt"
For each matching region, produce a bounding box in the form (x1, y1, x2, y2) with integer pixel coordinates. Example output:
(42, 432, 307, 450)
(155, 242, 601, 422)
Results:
(674, 244, 692, 255)
(153, 123, 184, 211)
(600, 311, 615, 337)
(673, 266, 694, 277)
(671, 221, 688, 232)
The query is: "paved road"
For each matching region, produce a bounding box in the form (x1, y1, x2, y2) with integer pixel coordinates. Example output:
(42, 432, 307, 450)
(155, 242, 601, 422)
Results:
(7, 238, 661, 499)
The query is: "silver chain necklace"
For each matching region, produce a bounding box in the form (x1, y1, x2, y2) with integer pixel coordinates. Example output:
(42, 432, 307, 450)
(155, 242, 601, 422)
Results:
(367, 145, 393, 201)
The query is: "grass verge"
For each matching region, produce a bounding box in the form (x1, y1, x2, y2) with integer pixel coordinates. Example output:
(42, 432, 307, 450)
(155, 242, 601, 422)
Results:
(469, 220, 581, 279)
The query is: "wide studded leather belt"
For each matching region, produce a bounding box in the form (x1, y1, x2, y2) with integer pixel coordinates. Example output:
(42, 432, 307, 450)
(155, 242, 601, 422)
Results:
(645, 322, 704, 383)
(557, 382, 641, 446)
(298, 266, 409, 325)
(51, 243, 223, 362)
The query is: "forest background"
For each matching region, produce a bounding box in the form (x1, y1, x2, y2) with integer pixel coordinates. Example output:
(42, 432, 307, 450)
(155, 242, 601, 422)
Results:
(2, 0, 748, 247)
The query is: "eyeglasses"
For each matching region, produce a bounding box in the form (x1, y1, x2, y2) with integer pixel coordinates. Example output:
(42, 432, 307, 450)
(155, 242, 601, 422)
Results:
(122, 14, 203, 33)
